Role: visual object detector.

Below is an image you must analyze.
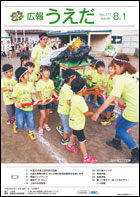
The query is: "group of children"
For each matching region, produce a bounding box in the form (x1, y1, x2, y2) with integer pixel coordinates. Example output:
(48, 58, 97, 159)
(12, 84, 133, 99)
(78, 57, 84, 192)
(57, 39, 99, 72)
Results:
(1, 58, 120, 163)
(86, 60, 118, 125)
(1, 62, 58, 141)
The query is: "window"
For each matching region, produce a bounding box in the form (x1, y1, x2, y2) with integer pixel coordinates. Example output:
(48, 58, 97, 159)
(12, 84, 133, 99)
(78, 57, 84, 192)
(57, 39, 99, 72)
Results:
(111, 36, 122, 44)
(14, 37, 21, 42)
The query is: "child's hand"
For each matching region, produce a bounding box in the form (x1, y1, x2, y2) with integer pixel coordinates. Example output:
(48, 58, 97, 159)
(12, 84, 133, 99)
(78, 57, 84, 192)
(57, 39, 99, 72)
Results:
(8, 88, 13, 92)
(88, 76, 92, 80)
(84, 111, 94, 117)
(102, 83, 106, 89)
(88, 112, 94, 117)
(102, 93, 106, 99)
(16, 102, 22, 108)
(91, 112, 100, 121)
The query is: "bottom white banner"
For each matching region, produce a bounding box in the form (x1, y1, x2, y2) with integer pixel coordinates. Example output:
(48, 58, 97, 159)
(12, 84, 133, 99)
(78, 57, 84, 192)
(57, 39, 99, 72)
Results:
(1, 164, 139, 196)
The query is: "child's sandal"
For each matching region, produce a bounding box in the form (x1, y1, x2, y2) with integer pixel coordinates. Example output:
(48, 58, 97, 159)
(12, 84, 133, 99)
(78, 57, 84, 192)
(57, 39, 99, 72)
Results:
(66, 144, 79, 153)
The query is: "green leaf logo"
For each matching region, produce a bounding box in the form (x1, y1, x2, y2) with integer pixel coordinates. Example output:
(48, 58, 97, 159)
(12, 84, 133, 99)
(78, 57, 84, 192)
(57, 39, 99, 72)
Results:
(10, 11, 24, 22)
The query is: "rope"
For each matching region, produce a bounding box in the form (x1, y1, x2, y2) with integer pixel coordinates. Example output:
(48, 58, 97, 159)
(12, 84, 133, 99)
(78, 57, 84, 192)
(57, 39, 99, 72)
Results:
(21, 97, 59, 107)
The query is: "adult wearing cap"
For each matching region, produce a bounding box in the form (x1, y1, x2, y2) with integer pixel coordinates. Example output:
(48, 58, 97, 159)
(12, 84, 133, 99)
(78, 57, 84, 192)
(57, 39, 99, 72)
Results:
(91, 54, 139, 163)
(31, 32, 52, 76)
(57, 69, 76, 145)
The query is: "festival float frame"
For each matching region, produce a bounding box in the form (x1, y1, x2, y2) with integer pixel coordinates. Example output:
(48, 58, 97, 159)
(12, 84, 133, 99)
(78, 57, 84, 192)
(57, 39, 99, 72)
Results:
(39, 37, 100, 103)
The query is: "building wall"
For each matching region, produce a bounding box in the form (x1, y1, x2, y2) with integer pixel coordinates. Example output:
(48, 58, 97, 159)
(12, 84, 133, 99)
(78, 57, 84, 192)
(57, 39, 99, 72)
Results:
(1, 30, 11, 49)
(111, 30, 139, 53)
(12, 33, 39, 43)
(90, 30, 139, 54)
(122, 34, 139, 55)
(112, 30, 139, 36)
(1, 30, 10, 37)
(90, 34, 111, 53)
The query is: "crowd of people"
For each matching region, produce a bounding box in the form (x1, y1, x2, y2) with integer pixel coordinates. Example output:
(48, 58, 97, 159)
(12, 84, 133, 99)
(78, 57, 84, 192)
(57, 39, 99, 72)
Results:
(1, 40, 38, 59)
(1, 32, 139, 164)
(1, 37, 62, 60)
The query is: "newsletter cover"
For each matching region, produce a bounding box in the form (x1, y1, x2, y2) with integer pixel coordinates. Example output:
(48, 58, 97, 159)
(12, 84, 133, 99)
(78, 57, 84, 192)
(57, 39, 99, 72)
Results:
(1, 1, 139, 196)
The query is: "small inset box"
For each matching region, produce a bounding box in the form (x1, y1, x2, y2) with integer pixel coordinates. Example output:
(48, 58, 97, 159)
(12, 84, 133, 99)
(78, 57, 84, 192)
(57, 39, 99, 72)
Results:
(11, 175, 19, 179)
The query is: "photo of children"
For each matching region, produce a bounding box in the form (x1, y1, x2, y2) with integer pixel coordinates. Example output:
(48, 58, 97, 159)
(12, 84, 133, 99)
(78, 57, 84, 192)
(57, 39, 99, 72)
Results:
(1, 1, 140, 196)
(1, 29, 139, 164)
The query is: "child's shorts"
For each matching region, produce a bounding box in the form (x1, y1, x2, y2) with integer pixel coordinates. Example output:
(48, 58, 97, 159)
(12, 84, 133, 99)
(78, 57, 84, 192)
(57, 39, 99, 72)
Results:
(90, 95, 115, 112)
(59, 113, 71, 134)
(105, 105, 115, 112)
(15, 107, 35, 130)
(38, 102, 52, 110)
(6, 104, 15, 117)
(72, 129, 86, 143)
(90, 94, 104, 106)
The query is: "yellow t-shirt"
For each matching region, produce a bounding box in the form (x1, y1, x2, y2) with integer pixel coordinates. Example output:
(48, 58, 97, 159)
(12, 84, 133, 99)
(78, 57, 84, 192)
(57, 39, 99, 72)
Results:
(69, 95, 88, 130)
(55, 43, 59, 49)
(57, 83, 73, 115)
(36, 79, 55, 105)
(86, 68, 96, 84)
(12, 82, 35, 111)
(86, 68, 96, 78)
(31, 44, 52, 74)
(110, 71, 139, 122)
(29, 72, 38, 86)
(1, 77, 17, 105)
(106, 75, 120, 106)
(106, 75, 120, 96)
(92, 70, 107, 89)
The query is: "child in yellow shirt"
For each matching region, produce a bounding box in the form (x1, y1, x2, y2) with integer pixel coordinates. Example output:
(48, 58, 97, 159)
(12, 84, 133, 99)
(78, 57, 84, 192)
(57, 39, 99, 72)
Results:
(86, 63, 96, 83)
(66, 77, 98, 163)
(24, 61, 38, 86)
(89, 60, 107, 112)
(12, 67, 38, 140)
(20, 54, 30, 67)
(100, 63, 119, 125)
(1, 64, 17, 124)
(57, 69, 76, 145)
(36, 65, 58, 136)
